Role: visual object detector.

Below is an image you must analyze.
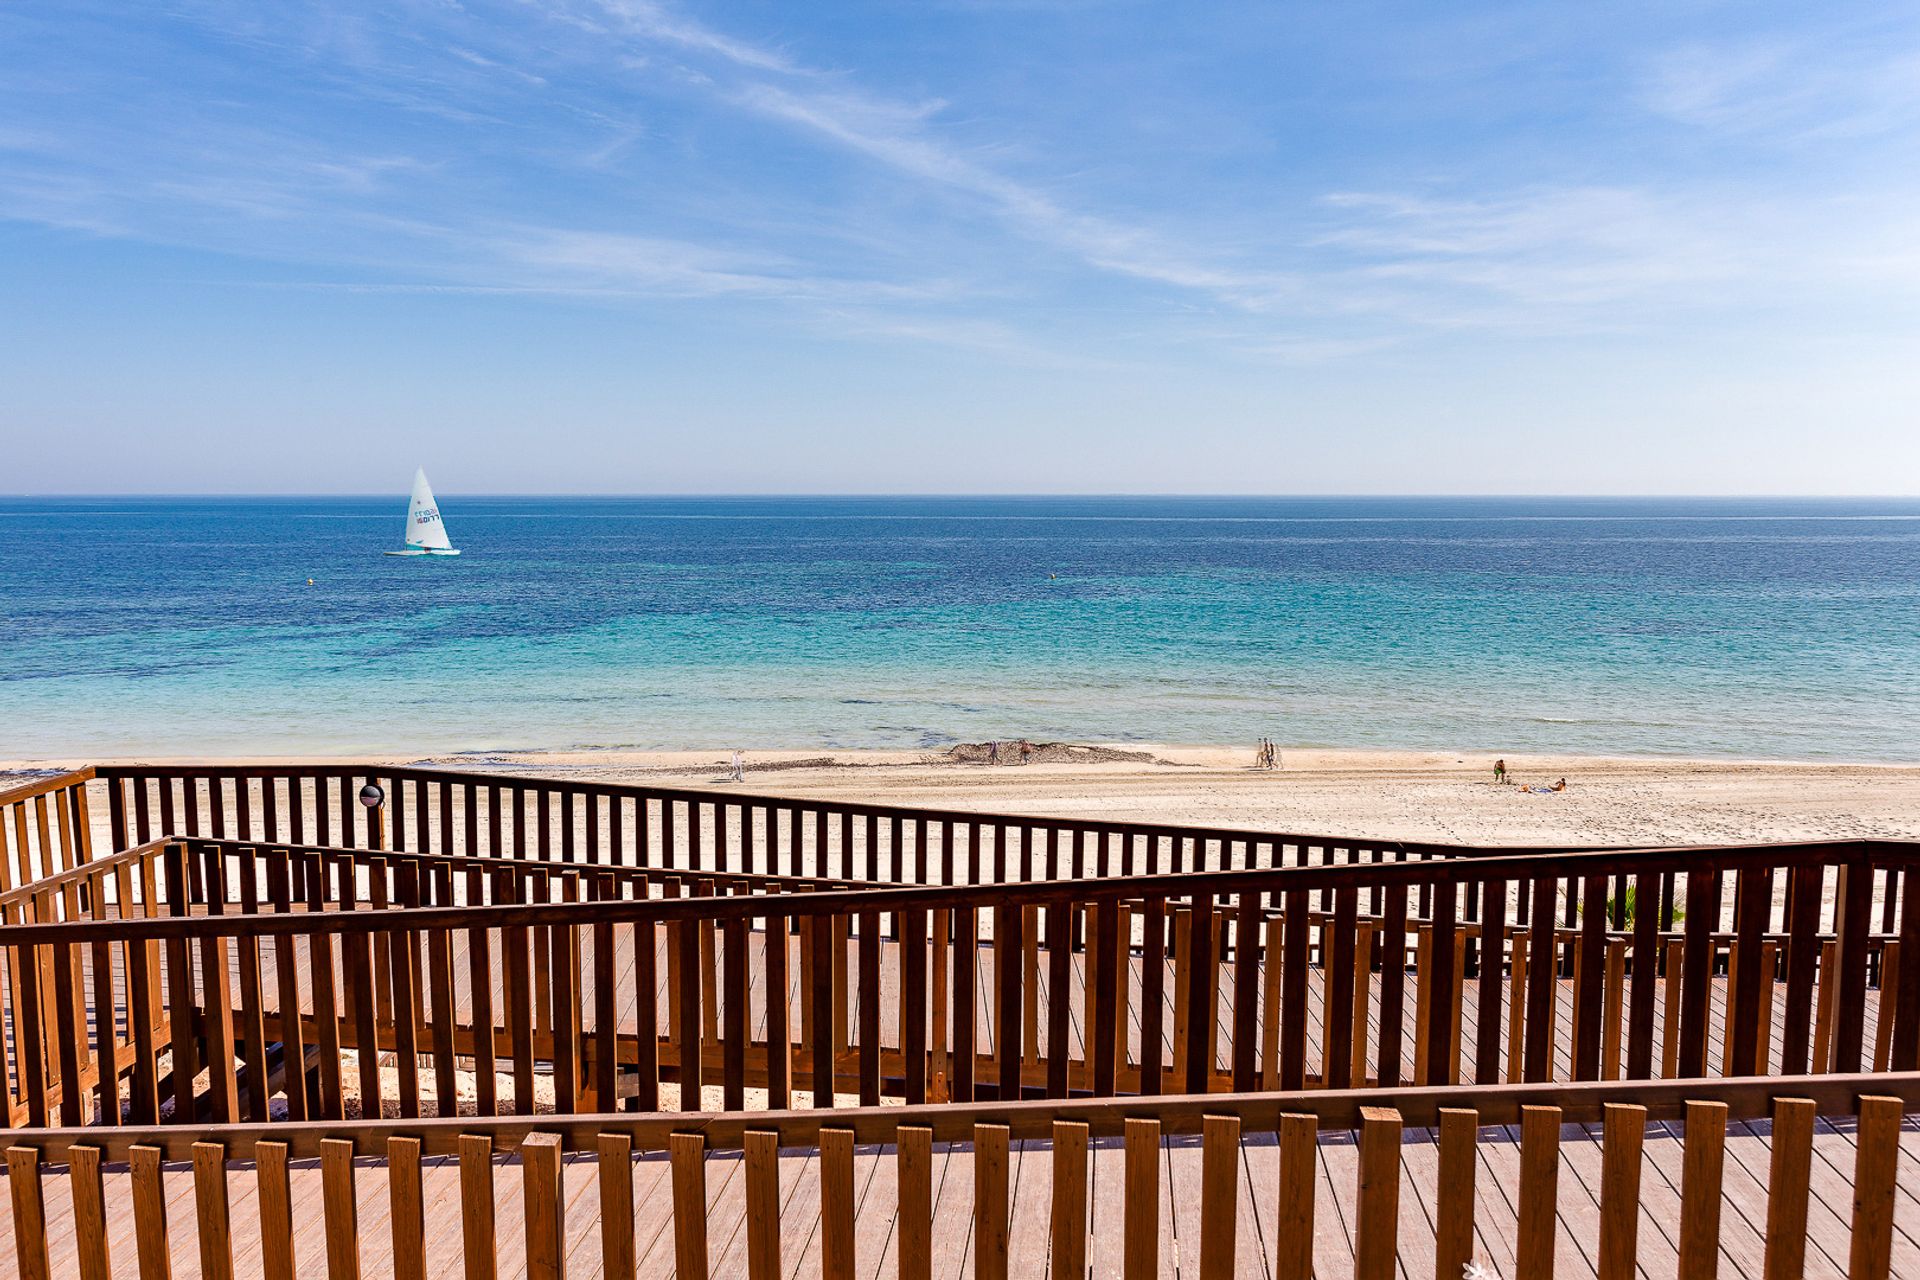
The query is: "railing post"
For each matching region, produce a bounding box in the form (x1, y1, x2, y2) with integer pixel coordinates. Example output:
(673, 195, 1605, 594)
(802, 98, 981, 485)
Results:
(523, 1133, 565, 1280)
(1355, 1107, 1401, 1280)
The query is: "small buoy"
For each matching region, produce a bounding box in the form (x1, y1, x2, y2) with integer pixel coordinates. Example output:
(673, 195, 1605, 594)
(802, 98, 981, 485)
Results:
(307, 578, 314, 586)
(1049, 573, 1057, 580)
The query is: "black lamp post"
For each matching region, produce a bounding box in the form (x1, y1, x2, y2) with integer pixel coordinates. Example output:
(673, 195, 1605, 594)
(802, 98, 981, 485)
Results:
(359, 781, 386, 850)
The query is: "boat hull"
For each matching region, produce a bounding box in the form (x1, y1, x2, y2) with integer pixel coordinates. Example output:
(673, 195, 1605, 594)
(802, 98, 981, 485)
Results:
(384, 548, 462, 556)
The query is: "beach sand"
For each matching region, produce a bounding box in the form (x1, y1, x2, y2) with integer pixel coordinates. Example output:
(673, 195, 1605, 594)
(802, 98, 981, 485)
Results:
(14, 744, 1919, 846)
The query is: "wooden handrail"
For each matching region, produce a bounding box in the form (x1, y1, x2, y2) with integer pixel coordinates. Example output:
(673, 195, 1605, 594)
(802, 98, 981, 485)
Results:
(4, 1071, 1914, 1159)
(5, 835, 1912, 944)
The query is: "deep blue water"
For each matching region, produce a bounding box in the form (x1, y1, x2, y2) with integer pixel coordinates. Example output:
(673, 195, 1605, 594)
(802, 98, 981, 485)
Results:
(2, 495, 1917, 760)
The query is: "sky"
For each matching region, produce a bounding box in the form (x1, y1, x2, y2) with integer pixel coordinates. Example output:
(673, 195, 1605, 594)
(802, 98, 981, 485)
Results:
(2, 1, 1917, 495)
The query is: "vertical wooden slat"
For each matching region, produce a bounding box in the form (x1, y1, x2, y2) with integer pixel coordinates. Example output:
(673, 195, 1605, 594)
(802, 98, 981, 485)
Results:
(1092, 898, 1121, 1096)
(51, 936, 83, 1125)
(861, 906, 885, 1105)
(1524, 878, 1558, 1081)
(823, 1126, 860, 1277)
(1678, 1100, 1727, 1280)
(1199, 1114, 1241, 1280)
(1517, 1105, 1562, 1280)
(1780, 866, 1821, 1076)
(5, 1147, 48, 1280)
(460, 1134, 497, 1280)
(255, 1140, 295, 1280)
(677, 903, 703, 1107)
(1679, 869, 1718, 1078)
(811, 911, 836, 1106)
(523, 1133, 565, 1280)
(1850, 1095, 1903, 1280)
(1321, 886, 1357, 1090)
(321, 1138, 361, 1280)
(1627, 870, 1659, 1079)
(1598, 1102, 1645, 1280)
(127, 863, 162, 1124)
(1762, 1097, 1814, 1280)
(1434, 1108, 1478, 1280)
(1280, 887, 1312, 1090)
(1602, 938, 1627, 1080)
(69, 1144, 112, 1280)
(1574, 873, 1607, 1079)
(1123, 1117, 1160, 1280)
(193, 1142, 233, 1280)
(975, 1122, 1010, 1280)
(1474, 879, 1508, 1085)
(1376, 883, 1408, 1087)
(1049, 1120, 1089, 1280)
(595, 1135, 636, 1279)
(671, 1132, 709, 1279)
(389, 1136, 426, 1280)
(1893, 870, 1920, 1070)
(1274, 1112, 1317, 1280)
(1832, 862, 1872, 1073)
(899, 1125, 934, 1280)
(1355, 1107, 1401, 1280)
(1729, 868, 1768, 1076)
(903, 905, 928, 1104)
(130, 1144, 171, 1280)
(742, 1130, 780, 1280)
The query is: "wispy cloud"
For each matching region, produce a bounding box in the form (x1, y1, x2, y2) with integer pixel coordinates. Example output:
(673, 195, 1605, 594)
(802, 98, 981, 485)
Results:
(1637, 32, 1920, 140)
(4, 0, 1919, 368)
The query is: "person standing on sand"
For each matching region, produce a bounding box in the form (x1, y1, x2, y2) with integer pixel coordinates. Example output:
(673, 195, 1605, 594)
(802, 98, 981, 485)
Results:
(1019, 740, 1034, 766)
(1493, 758, 1507, 784)
(730, 749, 745, 782)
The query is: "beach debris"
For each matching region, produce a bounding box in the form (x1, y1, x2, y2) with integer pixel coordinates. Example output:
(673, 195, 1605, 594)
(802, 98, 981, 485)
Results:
(943, 741, 1157, 765)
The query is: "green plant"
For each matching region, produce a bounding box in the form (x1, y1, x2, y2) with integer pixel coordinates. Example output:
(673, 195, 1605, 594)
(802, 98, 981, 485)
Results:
(1577, 884, 1683, 927)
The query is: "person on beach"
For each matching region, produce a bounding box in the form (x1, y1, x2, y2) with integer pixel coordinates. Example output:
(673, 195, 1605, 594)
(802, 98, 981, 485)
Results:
(989, 740, 1000, 765)
(1493, 758, 1507, 784)
(729, 749, 745, 782)
(1019, 740, 1034, 766)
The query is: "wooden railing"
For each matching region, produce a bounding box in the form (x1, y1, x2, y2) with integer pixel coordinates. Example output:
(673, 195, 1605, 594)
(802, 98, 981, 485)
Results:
(90, 761, 1920, 950)
(4, 1073, 1914, 1280)
(1, 769, 96, 892)
(95, 761, 1609, 884)
(6, 835, 1918, 1130)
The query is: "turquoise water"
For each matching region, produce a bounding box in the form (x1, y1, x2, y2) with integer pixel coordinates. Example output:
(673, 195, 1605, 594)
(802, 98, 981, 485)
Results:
(2, 496, 1917, 761)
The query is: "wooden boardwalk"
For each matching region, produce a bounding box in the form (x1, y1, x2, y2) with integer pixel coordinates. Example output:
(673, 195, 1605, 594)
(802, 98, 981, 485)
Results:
(6, 1115, 1918, 1279)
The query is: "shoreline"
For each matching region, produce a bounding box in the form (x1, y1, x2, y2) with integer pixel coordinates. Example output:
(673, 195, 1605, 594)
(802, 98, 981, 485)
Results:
(10, 741, 1920, 773)
(8, 743, 1918, 846)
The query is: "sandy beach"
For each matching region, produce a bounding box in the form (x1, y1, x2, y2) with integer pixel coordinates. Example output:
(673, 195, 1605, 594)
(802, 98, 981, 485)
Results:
(14, 744, 1919, 847)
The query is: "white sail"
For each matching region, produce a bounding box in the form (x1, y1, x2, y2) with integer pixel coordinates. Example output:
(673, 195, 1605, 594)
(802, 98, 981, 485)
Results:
(404, 468, 454, 551)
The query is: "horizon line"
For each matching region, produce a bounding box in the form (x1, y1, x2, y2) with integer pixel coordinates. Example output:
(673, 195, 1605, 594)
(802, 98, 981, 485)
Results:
(7, 492, 1920, 501)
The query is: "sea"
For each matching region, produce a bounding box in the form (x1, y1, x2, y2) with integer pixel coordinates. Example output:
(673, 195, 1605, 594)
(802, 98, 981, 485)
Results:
(2, 495, 1917, 762)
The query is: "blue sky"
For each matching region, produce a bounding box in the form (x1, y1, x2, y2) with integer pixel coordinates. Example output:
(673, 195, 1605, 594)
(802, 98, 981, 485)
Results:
(2, 1, 1916, 493)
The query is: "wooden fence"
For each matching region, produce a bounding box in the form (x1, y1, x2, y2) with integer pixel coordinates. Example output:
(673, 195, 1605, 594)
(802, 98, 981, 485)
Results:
(5, 1073, 1915, 1280)
(6, 835, 1919, 1131)
(92, 762, 1605, 883)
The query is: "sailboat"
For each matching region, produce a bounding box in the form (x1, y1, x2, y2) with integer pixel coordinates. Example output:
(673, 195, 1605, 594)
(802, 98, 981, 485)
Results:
(384, 468, 461, 556)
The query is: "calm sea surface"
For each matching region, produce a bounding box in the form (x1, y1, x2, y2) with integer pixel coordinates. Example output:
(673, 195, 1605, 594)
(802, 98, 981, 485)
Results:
(2, 496, 1916, 761)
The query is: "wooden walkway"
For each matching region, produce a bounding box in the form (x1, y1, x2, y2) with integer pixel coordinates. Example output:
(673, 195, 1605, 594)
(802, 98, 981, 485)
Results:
(6, 1115, 1918, 1279)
